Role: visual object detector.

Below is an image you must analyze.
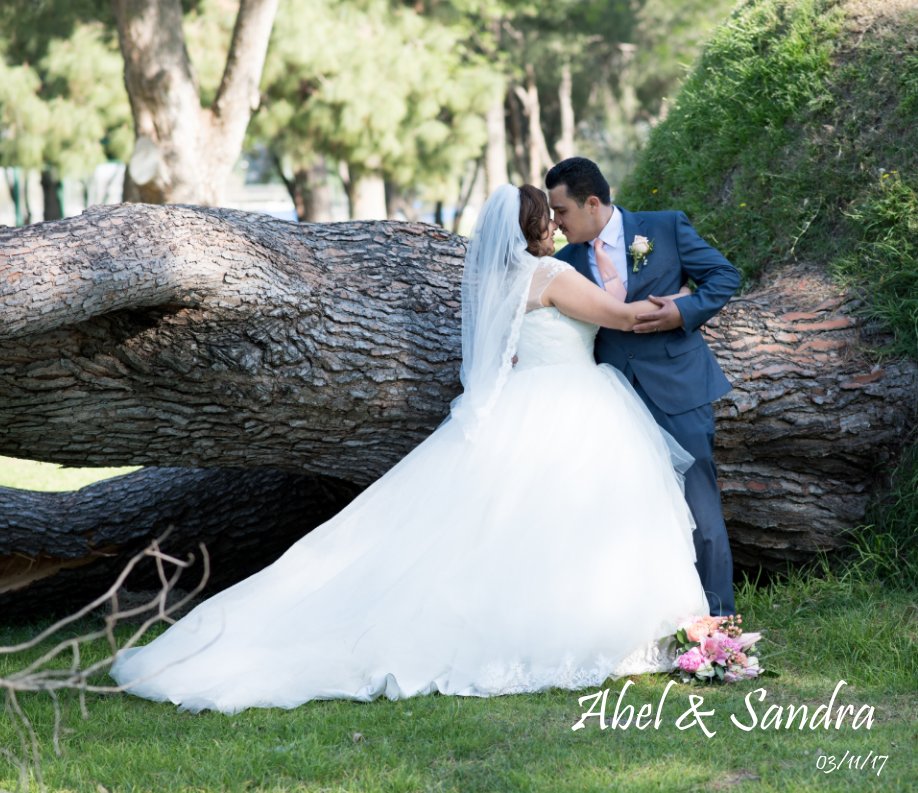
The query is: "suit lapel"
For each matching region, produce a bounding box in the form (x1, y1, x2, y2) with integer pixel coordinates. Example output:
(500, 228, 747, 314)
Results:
(620, 208, 649, 299)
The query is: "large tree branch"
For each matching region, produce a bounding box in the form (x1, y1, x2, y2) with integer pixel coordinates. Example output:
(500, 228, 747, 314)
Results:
(0, 467, 360, 617)
(212, 0, 279, 126)
(0, 205, 915, 587)
(710, 265, 917, 566)
(111, 0, 202, 203)
(0, 204, 464, 482)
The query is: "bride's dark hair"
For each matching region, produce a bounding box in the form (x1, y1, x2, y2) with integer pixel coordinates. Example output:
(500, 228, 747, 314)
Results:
(518, 185, 550, 254)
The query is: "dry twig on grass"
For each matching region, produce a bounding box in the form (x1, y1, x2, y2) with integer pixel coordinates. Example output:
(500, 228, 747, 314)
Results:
(0, 528, 209, 792)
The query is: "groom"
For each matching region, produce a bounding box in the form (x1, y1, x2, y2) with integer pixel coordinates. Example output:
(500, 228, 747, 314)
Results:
(546, 157, 740, 616)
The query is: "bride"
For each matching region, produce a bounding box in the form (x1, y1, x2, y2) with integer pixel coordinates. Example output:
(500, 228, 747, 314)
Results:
(111, 184, 711, 713)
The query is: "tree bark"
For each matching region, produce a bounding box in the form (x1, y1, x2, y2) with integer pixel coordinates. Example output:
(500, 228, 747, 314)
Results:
(485, 89, 509, 193)
(0, 206, 915, 608)
(0, 203, 464, 482)
(513, 64, 553, 186)
(709, 263, 916, 568)
(556, 61, 575, 162)
(274, 154, 335, 223)
(112, 0, 278, 206)
(0, 467, 360, 618)
(452, 159, 481, 234)
(40, 169, 63, 221)
(348, 171, 388, 220)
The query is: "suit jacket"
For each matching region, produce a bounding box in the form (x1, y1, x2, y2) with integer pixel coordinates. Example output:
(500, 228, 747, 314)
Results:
(554, 208, 740, 415)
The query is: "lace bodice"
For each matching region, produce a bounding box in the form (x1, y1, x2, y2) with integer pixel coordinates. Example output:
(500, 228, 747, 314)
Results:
(515, 259, 599, 371)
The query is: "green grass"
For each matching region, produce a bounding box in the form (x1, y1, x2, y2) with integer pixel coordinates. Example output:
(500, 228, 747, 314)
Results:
(1, 564, 915, 792)
(0, 456, 139, 492)
(832, 172, 918, 359)
(1, 462, 916, 792)
(845, 439, 918, 587)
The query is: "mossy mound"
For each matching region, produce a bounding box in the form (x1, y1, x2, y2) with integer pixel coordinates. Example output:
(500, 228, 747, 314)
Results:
(619, 0, 917, 358)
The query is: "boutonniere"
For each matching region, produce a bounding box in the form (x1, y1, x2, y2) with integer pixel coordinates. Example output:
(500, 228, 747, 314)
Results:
(629, 235, 654, 273)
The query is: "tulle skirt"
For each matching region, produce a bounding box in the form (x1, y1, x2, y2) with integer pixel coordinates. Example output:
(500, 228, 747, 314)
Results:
(111, 361, 709, 712)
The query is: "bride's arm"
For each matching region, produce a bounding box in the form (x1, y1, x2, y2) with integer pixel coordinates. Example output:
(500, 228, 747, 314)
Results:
(540, 270, 687, 331)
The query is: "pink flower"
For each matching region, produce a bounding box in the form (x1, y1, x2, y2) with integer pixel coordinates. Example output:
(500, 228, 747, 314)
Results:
(677, 646, 705, 673)
(737, 632, 762, 650)
(685, 622, 708, 643)
(671, 618, 764, 684)
(700, 636, 720, 661)
(685, 616, 724, 643)
(702, 633, 741, 665)
(722, 636, 743, 657)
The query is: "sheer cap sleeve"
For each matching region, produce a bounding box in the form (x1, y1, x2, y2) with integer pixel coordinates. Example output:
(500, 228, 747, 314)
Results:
(526, 257, 575, 312)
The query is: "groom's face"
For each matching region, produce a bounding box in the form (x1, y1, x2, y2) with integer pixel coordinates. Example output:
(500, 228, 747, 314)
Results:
(548, 185, 604, 244)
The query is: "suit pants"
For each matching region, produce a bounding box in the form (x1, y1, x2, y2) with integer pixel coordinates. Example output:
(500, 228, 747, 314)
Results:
(627, 373, 736, 616)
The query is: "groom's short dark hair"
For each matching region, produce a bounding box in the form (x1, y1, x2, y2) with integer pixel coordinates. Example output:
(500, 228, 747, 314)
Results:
(546, 157, 611, 207)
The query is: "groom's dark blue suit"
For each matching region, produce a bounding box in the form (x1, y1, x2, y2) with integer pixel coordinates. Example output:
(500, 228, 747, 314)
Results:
(554, 207, 740, 615)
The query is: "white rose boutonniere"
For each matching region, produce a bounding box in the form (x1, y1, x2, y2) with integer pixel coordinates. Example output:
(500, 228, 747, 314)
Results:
(629, 235, 654, 273)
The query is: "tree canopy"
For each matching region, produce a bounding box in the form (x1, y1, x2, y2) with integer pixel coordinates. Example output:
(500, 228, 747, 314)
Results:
(0, 0, 741, 221)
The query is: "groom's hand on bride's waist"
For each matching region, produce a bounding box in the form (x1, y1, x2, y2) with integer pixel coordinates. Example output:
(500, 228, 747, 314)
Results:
(633, 295, 686, 334)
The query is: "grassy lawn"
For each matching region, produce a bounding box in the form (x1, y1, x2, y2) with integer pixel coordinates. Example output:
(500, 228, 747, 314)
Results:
(0, 456, 139, 492)
(0, 570, 915, 792)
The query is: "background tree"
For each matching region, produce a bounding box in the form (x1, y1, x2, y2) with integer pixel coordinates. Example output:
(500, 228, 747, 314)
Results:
(0, 0, 743, 223)
(630, 0, 740, 121)
(413, 0, 738, 196)
(0, 2, 130, 222)
(253, 0, 495, 222)
(111, 0, 278, 205)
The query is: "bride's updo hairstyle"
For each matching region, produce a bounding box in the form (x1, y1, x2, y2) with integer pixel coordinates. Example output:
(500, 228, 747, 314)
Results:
(518, 185, 551, 255)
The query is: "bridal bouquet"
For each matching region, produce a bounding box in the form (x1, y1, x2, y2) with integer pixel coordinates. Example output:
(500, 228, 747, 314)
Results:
(671, 614, 763, 684)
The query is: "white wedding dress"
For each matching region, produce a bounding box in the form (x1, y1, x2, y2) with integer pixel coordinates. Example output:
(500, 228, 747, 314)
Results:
(111, 260, 710, 713)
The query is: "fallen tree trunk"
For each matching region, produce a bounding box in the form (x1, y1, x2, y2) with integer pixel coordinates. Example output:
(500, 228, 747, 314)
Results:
(0, 204, 915, 609)
(0, 203, 464, 482)
(710, 264, 916, 568)
(0, 467, 360, 619)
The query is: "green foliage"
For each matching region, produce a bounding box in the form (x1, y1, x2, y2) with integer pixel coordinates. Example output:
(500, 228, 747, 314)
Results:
(620, 0, 845, 266)
(620, 0, 918, 331)
(0, 13, 130, 176)
(37, 22, 133, 169)
(632, 0, 739, 115)
(0, 0, 114, 63)
(0, 0, 748, 206)
(0, 59, 47, 169)
(847, 439, 918, 588)
(256, 0, 496, 201)
(833, 173, 918, 358)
